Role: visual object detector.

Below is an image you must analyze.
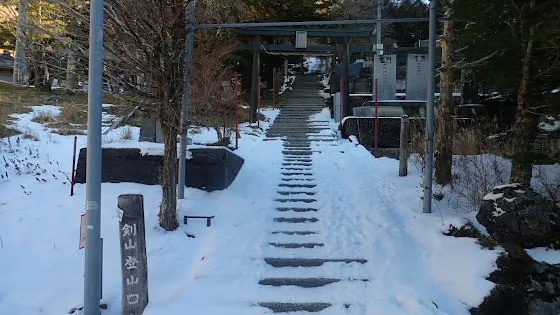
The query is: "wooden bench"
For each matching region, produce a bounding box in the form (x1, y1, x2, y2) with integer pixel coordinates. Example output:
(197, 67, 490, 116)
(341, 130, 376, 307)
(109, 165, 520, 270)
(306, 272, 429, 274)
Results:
(184, 215, 215, 227)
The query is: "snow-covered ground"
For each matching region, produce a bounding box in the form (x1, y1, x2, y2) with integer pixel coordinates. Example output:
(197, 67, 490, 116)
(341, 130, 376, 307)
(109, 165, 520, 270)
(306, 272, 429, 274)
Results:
(539, 115, 560, 132)
(304, 57, 325, 74)
(0, 98, 559, 314)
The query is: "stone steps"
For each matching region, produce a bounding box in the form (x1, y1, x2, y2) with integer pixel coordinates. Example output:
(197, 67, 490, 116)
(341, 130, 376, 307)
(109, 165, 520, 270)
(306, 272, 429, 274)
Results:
(256, 76, 366, 313)
(277, 191, 316, 196)
(271, 230, 318, 235)
(258, 302, 331, 313)
(269, 242, 324, 248)
(264, 258, 368, 267)
(259, 278, 341, 288)
(274, 217, 319, 223)
(277, 183, 316, 188)
(276, 207, 318, 212)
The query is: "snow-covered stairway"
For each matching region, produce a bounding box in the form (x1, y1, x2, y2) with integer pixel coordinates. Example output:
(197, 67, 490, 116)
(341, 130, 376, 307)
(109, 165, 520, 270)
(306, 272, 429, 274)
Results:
(259, 76, 370, 313)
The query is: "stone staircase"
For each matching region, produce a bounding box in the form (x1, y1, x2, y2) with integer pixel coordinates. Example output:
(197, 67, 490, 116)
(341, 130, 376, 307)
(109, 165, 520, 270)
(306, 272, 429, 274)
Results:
(259, 76, 369, 313)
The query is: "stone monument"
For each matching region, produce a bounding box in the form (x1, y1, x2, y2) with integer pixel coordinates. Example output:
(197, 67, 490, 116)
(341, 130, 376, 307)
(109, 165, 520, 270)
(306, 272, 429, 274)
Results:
(405, 54, 429, 101)
(139, 118, 192, 144)
(373, 54, 397, 101)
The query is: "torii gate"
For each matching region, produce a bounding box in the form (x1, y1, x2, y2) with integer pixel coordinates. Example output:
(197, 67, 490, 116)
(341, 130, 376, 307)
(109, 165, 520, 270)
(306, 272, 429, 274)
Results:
(232, 26, 376, 123)
(178, 11, 444, 211)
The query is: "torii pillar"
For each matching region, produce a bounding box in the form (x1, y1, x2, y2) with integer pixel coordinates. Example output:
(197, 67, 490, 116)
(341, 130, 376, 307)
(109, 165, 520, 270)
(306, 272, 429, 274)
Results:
(250, 35, 261, 123)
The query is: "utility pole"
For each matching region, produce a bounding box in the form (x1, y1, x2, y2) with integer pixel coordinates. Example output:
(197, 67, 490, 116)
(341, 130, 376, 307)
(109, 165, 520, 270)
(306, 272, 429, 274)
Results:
(178, 0, 196, 200)
(376, 0, 381, 45)
(13, 0, 28, 85)
(423, 0, 438, 213)
(372, 0, 382, 101)
(83, 0, 104, 313)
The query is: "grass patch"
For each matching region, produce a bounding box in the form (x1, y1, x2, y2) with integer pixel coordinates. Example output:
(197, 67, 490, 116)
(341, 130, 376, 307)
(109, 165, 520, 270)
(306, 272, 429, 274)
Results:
(0, 81, 131, 139)
(16, 127, 39, 141)
(59, 104, 88, 126)
(0, 124, 18, 138)
(53, 128, 86, 136)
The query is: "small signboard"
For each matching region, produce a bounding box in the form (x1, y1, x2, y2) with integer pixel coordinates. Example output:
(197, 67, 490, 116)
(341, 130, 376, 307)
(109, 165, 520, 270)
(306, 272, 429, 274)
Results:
(79, 213, 87, 249)
(295, 31, 308, 49)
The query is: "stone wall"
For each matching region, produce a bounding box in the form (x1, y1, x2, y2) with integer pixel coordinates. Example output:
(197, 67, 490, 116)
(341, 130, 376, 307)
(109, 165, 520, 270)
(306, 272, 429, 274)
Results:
(342, 117, 426, 149)
(74, 147, 244, 192)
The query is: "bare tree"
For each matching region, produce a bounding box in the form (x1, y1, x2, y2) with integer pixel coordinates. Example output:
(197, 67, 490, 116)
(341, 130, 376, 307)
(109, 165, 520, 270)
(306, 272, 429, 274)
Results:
(100, 0, 191, 230)
(435, 18, 454, 185)
(190, 30, 237, 145)
(13, 0, 27, 84)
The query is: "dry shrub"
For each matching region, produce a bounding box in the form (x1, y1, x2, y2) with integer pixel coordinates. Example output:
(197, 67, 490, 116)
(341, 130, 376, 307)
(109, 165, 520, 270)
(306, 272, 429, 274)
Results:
(54, 128, 86, 136)
(453, 126, 482, 155)
(445, 122, 510, 212)
(119, 126, 133, 140)
(190, 29, 237, 145)
(409, 129, 426, 175)
(31, 110, 58, 124)
(533, 165, 560, 208)
(450, 154, 510, 212)
(17, 127, 40, 141)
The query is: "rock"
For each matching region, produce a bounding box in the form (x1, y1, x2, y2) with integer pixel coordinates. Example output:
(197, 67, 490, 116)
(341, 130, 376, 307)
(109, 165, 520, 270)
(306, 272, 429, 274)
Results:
(444, 221, 497, 250)
(476, 183, 551, 248)
(471, 245, 560, 315)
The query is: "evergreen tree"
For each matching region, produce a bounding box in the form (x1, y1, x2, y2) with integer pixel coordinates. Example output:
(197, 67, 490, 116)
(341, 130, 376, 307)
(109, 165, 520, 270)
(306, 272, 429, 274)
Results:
(453, 0, 560, 185)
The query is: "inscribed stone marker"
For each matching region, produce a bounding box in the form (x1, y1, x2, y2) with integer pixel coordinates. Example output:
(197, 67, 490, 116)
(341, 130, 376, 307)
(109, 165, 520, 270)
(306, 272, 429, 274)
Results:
(118, 194, 148, 315)
(373, 54, 397, 100)
(406, 54, 429, 101)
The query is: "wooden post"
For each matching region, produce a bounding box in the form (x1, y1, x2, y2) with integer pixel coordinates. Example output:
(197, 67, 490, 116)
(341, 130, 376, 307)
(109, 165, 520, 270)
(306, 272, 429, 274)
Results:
(272, 69, 276, 110)
(118, 194, 148, 314)
(399, 115, 410, 177)
(339, 78, 343, 130)
(374, 79, 379, 158)
(258, 75, 261, 129)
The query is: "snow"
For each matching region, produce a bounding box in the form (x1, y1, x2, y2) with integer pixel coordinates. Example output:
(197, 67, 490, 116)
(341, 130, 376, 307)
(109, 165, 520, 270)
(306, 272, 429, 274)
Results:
(493, 183, 522, 190)
(482, 192, 504, 201)
(304, 57, 325, 73)
(318, 89, 330, 100)
(492, 207, 506, 217)
(2, 100, 557, 315)
(279, 76, 296, 94)
(526, 248, 560, 264)
(538, 115, 560, 132)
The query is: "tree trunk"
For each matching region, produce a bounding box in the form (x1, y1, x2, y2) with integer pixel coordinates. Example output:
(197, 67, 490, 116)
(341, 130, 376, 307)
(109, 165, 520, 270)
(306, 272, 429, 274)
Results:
(158, 105, 179, 231)
(510, 9, 536, 187)
(435, 19, 454, 185)
(13, 0, 28, 85)
(66, 42, 76, 89)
